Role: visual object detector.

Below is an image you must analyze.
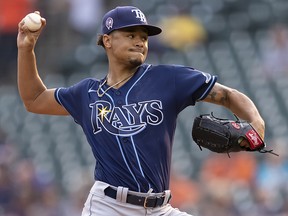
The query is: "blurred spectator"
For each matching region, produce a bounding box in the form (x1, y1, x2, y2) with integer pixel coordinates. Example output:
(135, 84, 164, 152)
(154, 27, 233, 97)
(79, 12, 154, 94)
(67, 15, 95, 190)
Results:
(0, 164, 14, 215)
(198, 153, 257, 215)
(254, 138, 288, 215)
(200, 153, 257, 185)
(25, 184, 67, 216)
(158, 15, 207, 51)
(7, 159, 63, 216)
(261, 24, 288, 79)
(169, 171, 200, 214)
(0, 129, 17, 215)
(12, 159, 41, 215)
(64, 172, 94, 216)
(0, 129, 17, 165)
(67, 0, 104, 40)
(0, 0, 36, 84)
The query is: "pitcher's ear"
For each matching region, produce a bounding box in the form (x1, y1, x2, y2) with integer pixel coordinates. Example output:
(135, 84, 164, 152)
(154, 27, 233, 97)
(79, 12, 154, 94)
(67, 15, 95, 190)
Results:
(102, 34, 111, 48)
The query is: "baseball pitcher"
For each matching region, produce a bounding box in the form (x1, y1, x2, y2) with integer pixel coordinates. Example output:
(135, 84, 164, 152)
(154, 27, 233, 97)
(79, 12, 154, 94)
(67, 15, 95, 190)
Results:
(17, 6, 267, 216)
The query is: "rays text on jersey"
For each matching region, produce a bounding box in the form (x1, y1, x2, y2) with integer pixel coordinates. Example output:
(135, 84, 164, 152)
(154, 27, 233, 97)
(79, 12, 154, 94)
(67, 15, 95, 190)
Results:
(89, 100, 164, 136)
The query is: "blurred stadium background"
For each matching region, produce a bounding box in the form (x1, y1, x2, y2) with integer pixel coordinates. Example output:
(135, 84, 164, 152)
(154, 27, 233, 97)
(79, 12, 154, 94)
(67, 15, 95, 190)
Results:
(1, 0, 288, 215)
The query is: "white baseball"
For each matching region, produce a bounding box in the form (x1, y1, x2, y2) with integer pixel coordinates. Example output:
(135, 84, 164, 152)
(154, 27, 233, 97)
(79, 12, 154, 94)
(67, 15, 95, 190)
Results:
(24, 13, 42, 32)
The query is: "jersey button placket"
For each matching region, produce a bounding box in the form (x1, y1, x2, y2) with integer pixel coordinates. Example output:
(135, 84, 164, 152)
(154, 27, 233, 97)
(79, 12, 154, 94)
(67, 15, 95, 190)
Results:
(114, 90, 123, 105)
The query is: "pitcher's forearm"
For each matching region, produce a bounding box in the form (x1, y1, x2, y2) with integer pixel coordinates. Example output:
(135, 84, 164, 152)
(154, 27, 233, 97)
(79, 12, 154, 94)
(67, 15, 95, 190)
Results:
(17, 49, 47, 108)
(226, 89, 265, 139)
(204, 83, 265, 139)
(17, 12, 68, 115)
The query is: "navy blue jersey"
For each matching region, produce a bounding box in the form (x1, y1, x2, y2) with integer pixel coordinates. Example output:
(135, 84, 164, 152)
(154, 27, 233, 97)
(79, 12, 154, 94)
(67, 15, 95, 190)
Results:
(55, 64, 217, 193)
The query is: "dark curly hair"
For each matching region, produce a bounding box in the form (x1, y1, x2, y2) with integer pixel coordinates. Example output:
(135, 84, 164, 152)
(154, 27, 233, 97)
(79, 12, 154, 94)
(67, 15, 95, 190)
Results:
(97, 35, 104, 47)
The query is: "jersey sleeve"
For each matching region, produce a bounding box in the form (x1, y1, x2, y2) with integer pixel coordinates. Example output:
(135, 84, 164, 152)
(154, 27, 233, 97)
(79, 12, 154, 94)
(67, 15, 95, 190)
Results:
(174, 66, 217, 108)
(54, 78, 93, 124)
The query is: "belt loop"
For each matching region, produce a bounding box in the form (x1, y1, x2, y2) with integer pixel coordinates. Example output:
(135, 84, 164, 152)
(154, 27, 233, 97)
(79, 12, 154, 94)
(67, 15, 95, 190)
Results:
(116, 186, 129, 203)
(116, 187, 124, 202)
(162, 190, 171, 205)
(121, 187, 129, 203)
(147, 188, 153, 195)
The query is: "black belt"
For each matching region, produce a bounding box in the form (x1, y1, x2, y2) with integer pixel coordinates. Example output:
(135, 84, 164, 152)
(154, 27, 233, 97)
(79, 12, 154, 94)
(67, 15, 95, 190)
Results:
(104, 186, 171, 208)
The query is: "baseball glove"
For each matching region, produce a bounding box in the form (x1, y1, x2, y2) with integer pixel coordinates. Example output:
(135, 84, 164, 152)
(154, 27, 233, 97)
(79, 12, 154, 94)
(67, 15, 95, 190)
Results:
(192, 113, 278, 156)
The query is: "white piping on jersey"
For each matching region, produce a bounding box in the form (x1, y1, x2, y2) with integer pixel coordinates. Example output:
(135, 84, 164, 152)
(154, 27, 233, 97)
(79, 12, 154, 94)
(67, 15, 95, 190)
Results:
(55, 88, 64, 106)
(115, 135, 141, 191)
(198, 75, 216, 100)
(88, 88, 97, 93)
(56, 85, 142, 190)
(125, 64, 152, 190)
(103, 93, 142, 192)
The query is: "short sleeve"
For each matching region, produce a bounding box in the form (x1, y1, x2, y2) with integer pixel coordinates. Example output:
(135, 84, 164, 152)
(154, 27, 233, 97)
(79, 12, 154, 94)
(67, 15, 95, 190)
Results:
(54, 78, 95, 124)
(173, 66, 217, 108)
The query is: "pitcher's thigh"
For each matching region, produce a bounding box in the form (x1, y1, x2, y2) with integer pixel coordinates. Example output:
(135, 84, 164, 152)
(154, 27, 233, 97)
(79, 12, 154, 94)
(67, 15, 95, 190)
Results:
(152, 204, 193, 216)
(82, 192, 146, 216)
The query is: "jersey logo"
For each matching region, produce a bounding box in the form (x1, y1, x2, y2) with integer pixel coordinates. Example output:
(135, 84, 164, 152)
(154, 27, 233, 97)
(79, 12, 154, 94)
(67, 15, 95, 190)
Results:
(89, 100, 163, 136)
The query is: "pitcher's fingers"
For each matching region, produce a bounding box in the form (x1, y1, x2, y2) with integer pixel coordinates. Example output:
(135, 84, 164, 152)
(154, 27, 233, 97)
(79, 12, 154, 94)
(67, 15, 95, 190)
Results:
(240, 139, 250, 148)
(18, 18, 25, 28)
(41, 17, 46, 26)
(18, 19, 28, 33)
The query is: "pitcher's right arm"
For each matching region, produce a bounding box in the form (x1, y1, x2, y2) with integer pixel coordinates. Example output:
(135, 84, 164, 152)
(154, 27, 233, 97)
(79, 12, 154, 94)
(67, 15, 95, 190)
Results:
(17, 12, 68, 115)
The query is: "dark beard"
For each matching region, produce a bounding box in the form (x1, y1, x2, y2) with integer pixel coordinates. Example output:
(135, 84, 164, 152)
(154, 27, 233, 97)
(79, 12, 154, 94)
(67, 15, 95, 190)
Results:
(129, 58, 143, 68)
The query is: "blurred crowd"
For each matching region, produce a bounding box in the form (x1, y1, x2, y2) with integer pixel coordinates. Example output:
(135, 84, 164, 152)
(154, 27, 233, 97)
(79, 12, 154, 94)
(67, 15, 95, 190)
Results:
(1, 0, 288, 215)
(0, 128, 91, 216)
(1, 127, 288, 216)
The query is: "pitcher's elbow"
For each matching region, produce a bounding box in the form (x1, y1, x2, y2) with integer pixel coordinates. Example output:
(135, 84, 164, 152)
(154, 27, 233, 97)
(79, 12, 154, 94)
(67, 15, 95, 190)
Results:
(22, 101, 37, 113)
